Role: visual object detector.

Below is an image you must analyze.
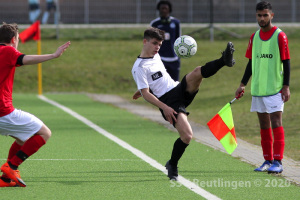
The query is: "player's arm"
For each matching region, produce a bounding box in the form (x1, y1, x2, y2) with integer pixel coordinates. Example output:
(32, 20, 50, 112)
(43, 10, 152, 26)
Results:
(140, 88, 177, 124)
(22, 41, 70, 65)
(236, 34, 254, 99)
(235, 59, 252, 99)
(281, 59, 290, 102)
(278, 32, 291, 103)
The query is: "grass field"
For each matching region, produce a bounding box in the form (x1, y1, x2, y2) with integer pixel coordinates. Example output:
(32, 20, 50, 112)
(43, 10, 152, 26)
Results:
(13, 26, 300, 161)
(0, 94, 299, 199)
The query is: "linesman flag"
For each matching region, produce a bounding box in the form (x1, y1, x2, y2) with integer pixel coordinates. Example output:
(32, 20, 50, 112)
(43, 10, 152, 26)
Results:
(19, 21, 43, 95)
(19, 21, 40, 43)
(207, 101, 237, 154)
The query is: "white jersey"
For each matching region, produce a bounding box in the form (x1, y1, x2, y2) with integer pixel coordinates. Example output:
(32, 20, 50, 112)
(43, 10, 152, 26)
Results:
(132, 54, 179, 98)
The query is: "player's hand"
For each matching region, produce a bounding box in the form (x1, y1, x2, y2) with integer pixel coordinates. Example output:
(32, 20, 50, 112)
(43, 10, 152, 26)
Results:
(163, 106, 177, 125)
(132, 90, 142, 100)
(53, 41, 71, 58)
(281, 85, 290, 102)
(235, 86, 245, 99)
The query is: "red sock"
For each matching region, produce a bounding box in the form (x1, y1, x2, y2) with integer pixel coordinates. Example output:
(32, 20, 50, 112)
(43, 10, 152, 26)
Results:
(273, 126, 285, 160)
(9, 135, 46, 167)
(260, 128, 273, 161)
(7, 141, 22, 162)
(1, 142, 22, 179)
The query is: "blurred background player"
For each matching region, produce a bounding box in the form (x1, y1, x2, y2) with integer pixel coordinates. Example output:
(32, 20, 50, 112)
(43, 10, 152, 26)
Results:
(0, 22, 70, 187)
(28, 0, 41, 23)
(42, 0, 58, 24)
(235, 1, 290, 174)
(150, 0, 181, 81)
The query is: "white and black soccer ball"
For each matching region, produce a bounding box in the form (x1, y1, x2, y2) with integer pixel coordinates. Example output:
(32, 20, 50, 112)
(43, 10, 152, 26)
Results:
(174, 35, 197, 58)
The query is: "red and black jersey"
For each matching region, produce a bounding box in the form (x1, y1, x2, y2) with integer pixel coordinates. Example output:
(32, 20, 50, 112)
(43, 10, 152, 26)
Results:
(0, 44, 24, 117)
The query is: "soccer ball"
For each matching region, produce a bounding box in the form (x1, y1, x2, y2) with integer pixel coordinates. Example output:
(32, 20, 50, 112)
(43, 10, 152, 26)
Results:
(174, 35, 197, 58)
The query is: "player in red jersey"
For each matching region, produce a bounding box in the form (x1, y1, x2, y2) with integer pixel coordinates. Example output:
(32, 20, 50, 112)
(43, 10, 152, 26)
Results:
(235, 1, 290, 173)
(0, 22, 70, 187)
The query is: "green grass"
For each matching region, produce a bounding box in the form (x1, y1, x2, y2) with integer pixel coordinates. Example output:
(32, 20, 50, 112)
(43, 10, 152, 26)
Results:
(1, 94, 199, 199)
(13, 27, 300, 161)
(0, 94, 299, 199)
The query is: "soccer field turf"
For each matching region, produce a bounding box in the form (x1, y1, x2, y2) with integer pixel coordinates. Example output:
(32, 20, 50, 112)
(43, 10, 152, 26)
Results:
(0, 94, 299, 199)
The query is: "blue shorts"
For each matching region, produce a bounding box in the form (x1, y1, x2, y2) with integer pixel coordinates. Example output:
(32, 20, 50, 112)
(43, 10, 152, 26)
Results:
(163, 60, 180, 81)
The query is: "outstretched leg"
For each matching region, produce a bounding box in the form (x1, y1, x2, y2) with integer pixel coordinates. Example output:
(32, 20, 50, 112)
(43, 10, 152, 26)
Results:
(185, 42, 235, 94)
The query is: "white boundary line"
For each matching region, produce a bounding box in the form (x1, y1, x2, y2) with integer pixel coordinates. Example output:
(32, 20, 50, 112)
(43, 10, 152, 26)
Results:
(38, 95, 221, 200)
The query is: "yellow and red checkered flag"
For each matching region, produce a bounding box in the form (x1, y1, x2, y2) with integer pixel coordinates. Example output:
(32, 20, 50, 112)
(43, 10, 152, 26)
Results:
(207, 100, 237, 154)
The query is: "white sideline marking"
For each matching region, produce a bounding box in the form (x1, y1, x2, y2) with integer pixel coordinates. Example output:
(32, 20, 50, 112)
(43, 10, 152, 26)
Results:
(38, 95, 221, 200)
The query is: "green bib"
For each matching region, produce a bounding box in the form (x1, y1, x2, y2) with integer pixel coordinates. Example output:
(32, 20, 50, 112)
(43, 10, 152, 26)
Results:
(251, 28, 283, 96)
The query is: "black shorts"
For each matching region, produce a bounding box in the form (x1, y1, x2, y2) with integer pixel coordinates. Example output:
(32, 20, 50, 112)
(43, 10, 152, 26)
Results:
(46, 2, 56, 11)
(158, 75, 198, 125)
(29, 4, 40, 10)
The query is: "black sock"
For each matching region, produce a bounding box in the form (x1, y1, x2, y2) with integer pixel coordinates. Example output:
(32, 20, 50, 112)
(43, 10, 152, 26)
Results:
(274, 159, 282, 165)
(200, 57, 225, 78)
(169, 138, 189, 166)
(16, 150, 29, 161)
(0, 176, 11, 183)
(8, 161, 18, 170)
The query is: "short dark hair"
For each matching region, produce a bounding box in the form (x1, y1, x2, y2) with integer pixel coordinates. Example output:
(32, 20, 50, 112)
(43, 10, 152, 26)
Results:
(156, 0, 172, 13)
(0, 22, 19, 43)
(256, 1, 272, 11)
(144, 27, 165, 41)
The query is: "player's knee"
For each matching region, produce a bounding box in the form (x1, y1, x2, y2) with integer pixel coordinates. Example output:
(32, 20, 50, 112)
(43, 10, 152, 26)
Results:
(38, 125, 52, 142)
(181, 133, 193, 144)
(193, 66, 202, 74)
(187, 66, 202, 80)
(44, 128, 52, 142)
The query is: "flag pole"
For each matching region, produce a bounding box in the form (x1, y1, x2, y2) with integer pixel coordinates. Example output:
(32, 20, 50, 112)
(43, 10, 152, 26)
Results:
(230, 98, 236, 104)
(18, 21, 42, 95)
(230, 90, 244, 104)
(37, 39, 42, 95)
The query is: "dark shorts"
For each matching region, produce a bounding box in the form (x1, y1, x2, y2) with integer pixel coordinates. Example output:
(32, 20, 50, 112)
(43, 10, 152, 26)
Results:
(29, 4, 40, 10)
(46, 2, 56, 11)
(158, 75, 198, 125)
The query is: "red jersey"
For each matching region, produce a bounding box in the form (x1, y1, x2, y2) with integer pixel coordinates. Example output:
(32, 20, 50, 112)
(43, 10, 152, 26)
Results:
(0, 44, 24, 117)
(245, 26, 290, 60)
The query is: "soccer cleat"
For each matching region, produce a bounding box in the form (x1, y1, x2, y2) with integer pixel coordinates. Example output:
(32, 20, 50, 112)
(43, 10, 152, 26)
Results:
(222, 42, 235, 67)
(165, 160, 178, 181)
(15, 170, 21, 179)
(0, 163, 26, 187)
(0, 177, 17, 187)
(254, 160, 272, 172)
(267, 160, 283, 174)
(1, 170, 21, 180)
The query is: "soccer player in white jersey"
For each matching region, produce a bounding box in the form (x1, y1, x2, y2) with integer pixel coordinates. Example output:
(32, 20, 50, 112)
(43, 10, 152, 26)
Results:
(132, 27, 235, 181)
